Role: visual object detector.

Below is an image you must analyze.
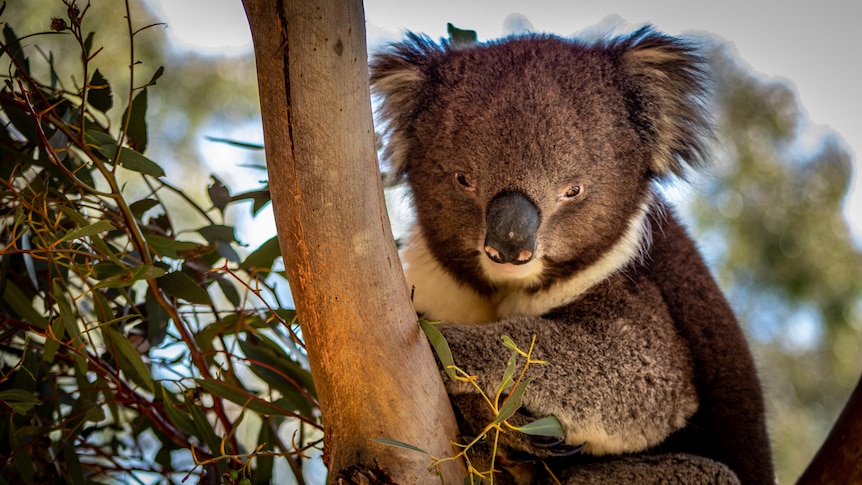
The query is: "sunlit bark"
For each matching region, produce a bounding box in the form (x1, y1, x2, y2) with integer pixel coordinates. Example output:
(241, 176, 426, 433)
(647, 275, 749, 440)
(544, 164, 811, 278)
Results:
(241, 0, 464, 482)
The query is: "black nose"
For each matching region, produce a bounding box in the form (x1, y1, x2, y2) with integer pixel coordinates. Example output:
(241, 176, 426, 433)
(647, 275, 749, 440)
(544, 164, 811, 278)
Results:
(484, 191, 540, 265)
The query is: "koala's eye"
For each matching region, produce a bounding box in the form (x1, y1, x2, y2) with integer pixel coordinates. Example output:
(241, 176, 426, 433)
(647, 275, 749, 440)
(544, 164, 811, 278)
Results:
(454, 172, 476, 191)
(560, 185, 582, 200)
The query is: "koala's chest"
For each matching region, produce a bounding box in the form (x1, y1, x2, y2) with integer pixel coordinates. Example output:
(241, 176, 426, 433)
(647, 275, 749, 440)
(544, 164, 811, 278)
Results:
(401, 234, 497, 324)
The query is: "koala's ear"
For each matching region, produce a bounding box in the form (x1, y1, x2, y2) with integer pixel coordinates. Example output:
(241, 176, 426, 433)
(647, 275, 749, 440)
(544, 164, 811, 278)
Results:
(370, 33, 444, 180)
(615, 26, 712, 178)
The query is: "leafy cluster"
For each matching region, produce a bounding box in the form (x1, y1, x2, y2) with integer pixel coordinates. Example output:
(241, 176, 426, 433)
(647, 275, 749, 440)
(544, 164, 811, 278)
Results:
(384, 323, 564, 484)
(0, 2, 319, 483)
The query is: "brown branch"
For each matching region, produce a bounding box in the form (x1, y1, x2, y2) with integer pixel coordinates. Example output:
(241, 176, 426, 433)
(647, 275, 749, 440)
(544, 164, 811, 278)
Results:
(796, 374, 862, 484)
(241, 0, 464, 482)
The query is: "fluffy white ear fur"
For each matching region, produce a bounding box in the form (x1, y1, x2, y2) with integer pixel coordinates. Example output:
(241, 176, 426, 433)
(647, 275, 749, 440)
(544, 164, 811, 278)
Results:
(370, 34, 442, 180)
(371, 69, 423, 179)
(402, 197, 654, 325)
(618, 29, 711, 177)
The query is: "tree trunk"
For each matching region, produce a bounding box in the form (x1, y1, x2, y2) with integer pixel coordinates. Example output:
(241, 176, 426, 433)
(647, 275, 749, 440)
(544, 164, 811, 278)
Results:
(796, 374, 862, 484)
(241, 1, 463, 483)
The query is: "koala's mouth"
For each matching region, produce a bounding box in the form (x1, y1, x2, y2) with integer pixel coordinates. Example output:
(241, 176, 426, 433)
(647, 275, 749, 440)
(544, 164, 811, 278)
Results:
(478, 252, 545, 286)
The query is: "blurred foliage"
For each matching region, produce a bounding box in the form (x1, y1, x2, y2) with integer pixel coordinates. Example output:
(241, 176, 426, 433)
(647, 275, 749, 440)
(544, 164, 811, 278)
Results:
(0, 2, 320, 484)
(691, 43, 862, 484)
(0, 0, 263, 232)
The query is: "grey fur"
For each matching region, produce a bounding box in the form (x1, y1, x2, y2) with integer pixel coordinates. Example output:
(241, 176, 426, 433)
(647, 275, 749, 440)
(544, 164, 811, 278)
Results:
(372, 26, 773, 484)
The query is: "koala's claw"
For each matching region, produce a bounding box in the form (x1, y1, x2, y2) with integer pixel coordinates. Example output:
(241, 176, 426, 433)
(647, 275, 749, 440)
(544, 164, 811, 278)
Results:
(529, 435, 566, 448)
(508, 441, 586, 463)
(558, 442, 587, 456)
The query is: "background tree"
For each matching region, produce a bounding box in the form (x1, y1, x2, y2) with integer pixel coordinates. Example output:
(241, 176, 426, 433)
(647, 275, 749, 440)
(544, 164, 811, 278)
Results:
(690, 42, 862, 483)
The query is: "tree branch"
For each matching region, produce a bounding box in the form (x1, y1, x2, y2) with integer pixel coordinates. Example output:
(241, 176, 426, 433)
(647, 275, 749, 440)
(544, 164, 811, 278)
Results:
(241, 0, 464, 482)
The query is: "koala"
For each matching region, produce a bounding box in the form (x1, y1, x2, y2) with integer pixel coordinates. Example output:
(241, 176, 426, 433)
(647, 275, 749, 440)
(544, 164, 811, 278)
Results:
(371, 27, 774, 484)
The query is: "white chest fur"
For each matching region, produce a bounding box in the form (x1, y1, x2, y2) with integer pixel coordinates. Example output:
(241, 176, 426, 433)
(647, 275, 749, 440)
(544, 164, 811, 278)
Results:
(401, 200, 651, 324)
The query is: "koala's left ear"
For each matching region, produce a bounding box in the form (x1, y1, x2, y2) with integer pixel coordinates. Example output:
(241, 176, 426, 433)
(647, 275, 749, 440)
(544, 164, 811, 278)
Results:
(615, 26, 712, 178)
(370, 33, 444, 181)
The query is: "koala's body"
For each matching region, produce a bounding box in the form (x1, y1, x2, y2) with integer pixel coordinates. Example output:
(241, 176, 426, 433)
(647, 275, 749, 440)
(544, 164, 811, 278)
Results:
(371, 27, 774, 484)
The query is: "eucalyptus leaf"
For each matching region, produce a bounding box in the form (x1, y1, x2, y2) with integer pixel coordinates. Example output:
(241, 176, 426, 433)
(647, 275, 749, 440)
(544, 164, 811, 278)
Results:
(374, 438, 430, 455)
(512, 416, 565, 437)
(255, 419, 275, 485)
(0, 389, 41, 415)
(499, 351, 518, 394)
(160, 387, 198, 438)
(62, 441, 85, 485)
(60, 220, 116, 242)
(240, 236, 281, 271)
(420, 320, 456, 379)
(116, 147, 164, 177)
(104, 326, 155, 393)
(158, 271, 211, 305)
(122, 88, 148, 152)
(148, 66, 165, 85)
(196, 378, 295, 416)
(87, 69, 113, 113)
(494, 377, 535, 424)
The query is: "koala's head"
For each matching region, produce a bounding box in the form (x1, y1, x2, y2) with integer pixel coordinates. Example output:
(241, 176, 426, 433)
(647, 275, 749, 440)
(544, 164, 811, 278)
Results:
(371, 27, 710, 296)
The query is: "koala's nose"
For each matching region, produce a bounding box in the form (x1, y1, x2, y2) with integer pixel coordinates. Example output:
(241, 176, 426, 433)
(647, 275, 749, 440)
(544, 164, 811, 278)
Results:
(484, 191, 540, 265)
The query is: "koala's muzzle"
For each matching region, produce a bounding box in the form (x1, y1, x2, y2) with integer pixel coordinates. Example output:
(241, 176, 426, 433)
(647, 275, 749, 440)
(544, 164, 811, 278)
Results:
(484, 192, 540, 265)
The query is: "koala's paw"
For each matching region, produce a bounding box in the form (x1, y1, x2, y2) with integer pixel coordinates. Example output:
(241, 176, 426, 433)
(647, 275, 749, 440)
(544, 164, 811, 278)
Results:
(498, 412, 585, 462)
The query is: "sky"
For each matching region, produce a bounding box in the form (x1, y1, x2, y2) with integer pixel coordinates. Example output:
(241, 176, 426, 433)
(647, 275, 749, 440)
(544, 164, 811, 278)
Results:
(147, 0, 861, 242)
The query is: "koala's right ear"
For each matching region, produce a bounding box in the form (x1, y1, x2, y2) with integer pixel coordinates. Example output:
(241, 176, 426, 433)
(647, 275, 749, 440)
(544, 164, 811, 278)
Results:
(370, 33, 444, 180)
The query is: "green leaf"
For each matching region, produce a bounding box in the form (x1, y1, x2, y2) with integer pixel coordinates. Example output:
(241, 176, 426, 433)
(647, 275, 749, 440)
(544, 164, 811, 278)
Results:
(447, 23, 478, 46)
(196, 378, 295, 416)
(205, 136, 264, 150)
(216, 276, 241, 307)
(501, 335, 520, 352)
(62, 441, 84, 485)
(104, 326, 155, 393)
(144, 233, 206, 259)
(420, 320, 456, 379)
(2, 25, 29, 74)
(2, 281, 47, 329)
(158, 271, 212, 305)
(198, 224, 238, 243)
(87, 69, 113, 113)
(254, 419, 275, 485)
(116, 147, 164, 177)
(83, 31, 95, 57)
(52, 283, 84, 375)
(494, 377, 534, 424)
(240, 236, 281, 271)
(148, 66, 165, 86)
(92, 263, 165, 289)
(512, 416, 565, 437)
(185, 391, 224, 461)
(238, 337, 316, 415)
(374, 438, 430, 455)
(129, 198, 159, 217)
(84, 128, 117, 148)
(59, 220, 116, 242)
(160, 386, 198, 438)
(198, 225, 240, 262)
(48, 50, 59, 89)
(0, 389, 41, 415)
(208, 175, 231, 213)
(145, 287, 170, 347)
(122, 88, 148, 152)
(499, 351, 518, 394)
